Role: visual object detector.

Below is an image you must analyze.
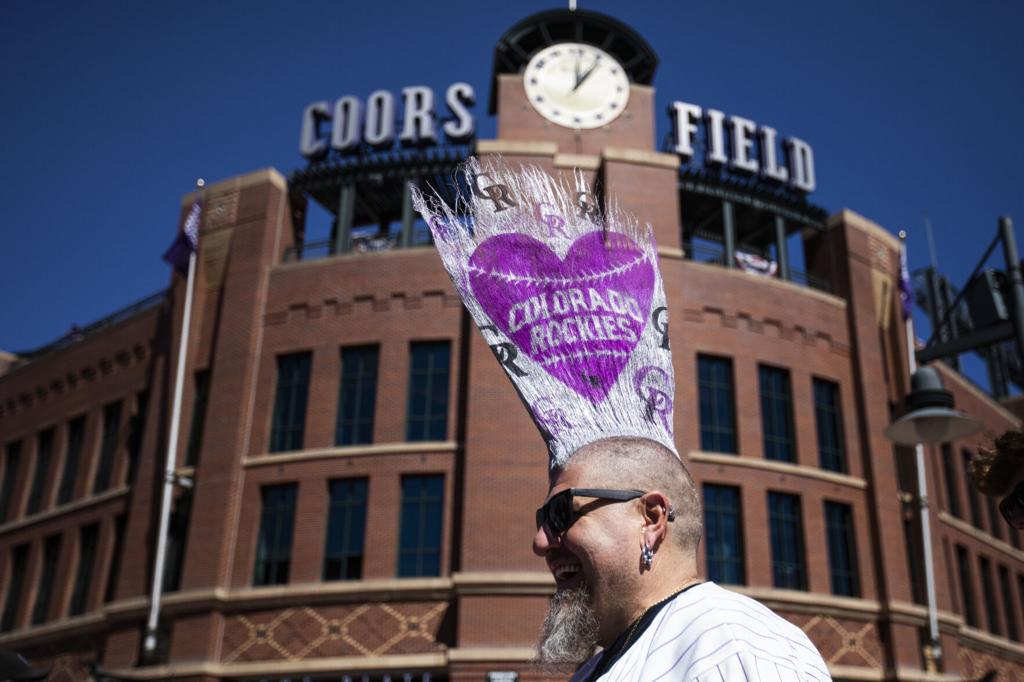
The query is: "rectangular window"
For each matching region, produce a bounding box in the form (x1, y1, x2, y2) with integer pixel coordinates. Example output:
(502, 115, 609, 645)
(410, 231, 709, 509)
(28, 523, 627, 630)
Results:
(69, 523, 99, 616)
(768, 492, 807, 590)
(814, 378, 846, 472)
(32, 534, 62, 625)
(398, 475, 444, 577)
(985, 496, 1004, 541)
(104, 516, 126, 603)
(406, 342, 451, 442)
(126, 390, 148, 485)
(26, 429, 55, 515)
(703, 484, 744, 585)
(253, 484, 297, 586)
(0, 441, 22, 523)
(323, 478, 368, 580)
(998, 564, 1019, 642)
(760, 366, 796, 462)
(825, 501, 860, 597)
(955, 544, 978, 628)
(185, 370, 211, 466)
(269, 352, 311, 453)
(963, 450, 984, 530)
(336, 346, 379, 446)
(0, 544, 29, 632)
(698, 355, 737, 453)
(92, 401, 122, 494)
(940, 443, 960, 518)
(979, 556, 1001, 636)
(57, 416, 86, 505)
(163, 494, 192, 592)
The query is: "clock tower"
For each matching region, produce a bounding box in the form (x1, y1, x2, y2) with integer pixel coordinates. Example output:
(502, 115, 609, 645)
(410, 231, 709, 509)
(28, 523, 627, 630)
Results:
(480, 8, 681, 253)
(488, 8, 661, 155)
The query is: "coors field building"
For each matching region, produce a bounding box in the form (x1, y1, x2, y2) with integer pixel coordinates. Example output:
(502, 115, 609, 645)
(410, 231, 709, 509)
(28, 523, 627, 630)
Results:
(0, 8, 1022, 682)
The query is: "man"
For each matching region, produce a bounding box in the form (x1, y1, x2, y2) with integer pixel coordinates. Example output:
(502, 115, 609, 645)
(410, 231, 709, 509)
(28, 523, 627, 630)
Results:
(411, 158, 830, 681)
(533, 438, 831, 680)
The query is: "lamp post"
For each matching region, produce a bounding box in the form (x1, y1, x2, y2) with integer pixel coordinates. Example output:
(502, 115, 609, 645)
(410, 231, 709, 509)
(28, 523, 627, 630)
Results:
(885, 233, 983, 670)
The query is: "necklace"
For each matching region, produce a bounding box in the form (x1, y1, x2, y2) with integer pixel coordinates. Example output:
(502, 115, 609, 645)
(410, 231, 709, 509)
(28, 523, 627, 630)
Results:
(620, 581, 696, 652)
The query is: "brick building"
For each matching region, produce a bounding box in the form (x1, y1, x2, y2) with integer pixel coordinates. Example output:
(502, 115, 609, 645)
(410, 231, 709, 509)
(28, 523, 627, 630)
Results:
(1, 8, 1022, 682)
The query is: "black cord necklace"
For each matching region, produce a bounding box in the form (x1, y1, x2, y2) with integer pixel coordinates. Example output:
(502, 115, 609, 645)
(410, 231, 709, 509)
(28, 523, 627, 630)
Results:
(585, 580, 703, 681)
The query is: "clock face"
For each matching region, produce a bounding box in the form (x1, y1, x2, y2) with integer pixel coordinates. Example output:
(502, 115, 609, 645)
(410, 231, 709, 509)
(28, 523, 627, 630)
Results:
(523, 43, 630, 130)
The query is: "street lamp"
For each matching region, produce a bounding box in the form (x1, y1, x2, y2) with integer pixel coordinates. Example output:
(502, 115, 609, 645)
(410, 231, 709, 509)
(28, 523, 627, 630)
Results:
(884, 365, 982, 672)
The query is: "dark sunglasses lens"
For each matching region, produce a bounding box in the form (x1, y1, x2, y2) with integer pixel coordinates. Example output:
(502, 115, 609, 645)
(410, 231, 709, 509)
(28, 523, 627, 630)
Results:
(549, 491, 571, 534)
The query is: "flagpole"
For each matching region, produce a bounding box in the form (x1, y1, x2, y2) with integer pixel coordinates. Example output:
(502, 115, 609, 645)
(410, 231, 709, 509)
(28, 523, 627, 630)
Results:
(145, 180, 203, 654)
(899, 230, 942, 671)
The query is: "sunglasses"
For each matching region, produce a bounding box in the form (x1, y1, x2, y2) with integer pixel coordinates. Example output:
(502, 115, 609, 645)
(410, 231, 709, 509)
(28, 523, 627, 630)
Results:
(536, 488, 646, 535)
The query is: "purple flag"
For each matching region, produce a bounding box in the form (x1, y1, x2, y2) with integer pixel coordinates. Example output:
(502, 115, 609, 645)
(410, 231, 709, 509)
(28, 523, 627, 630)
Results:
(898, 245, 912, 320)
(162, 198, 201, 273)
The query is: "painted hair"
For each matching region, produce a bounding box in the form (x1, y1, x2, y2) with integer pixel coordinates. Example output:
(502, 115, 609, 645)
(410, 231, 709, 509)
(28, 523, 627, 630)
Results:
(411, 157, 676, 468)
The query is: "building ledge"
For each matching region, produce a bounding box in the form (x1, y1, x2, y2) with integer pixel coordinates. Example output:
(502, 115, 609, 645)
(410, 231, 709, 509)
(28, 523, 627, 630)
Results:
(0, 486, 130, 534)
(937, 511, 1024, 561)
(243, 441, 459, 468)
(689, 451, 866, 489)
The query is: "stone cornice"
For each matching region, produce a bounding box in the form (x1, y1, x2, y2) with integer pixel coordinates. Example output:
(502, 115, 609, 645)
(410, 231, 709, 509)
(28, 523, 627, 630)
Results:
(689, 451, 867, 489)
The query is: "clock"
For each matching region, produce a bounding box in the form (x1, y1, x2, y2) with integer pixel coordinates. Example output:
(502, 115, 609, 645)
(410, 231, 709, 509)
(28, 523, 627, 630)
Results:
(523, 42, 630, 129)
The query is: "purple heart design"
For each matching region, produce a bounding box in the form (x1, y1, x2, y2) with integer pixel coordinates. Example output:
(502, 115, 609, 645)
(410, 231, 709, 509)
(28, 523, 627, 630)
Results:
(469, 230, 654, 402)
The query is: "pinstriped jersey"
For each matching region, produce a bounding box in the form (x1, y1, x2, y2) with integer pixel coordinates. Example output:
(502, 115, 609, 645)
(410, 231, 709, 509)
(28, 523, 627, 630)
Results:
(571, 582, 832, 681)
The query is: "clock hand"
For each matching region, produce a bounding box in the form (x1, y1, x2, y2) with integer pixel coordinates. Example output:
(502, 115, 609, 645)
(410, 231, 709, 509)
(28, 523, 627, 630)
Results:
(574, 58, 581, 89)
(572, 59, 600, 92)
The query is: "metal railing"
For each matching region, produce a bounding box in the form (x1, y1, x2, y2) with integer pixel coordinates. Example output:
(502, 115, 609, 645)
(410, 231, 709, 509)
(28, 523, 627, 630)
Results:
(684, 242, 832, 294)
(8, 290, 168, 370)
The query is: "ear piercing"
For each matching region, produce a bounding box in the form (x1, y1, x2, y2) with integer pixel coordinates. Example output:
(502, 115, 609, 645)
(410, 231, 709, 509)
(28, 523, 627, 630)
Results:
(641, 541, 654, 569)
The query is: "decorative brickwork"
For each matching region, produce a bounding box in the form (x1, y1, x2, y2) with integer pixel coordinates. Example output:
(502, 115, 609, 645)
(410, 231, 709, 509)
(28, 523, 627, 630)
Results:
(221, 602, 448, 662)
(958, 645, 1024, 681)
(798, 614, 883, 669)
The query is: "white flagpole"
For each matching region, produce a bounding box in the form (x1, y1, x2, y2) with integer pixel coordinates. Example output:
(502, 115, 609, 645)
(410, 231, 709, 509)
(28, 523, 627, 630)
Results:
(899, 230, 942, 671)
(145, 180, 203, 654)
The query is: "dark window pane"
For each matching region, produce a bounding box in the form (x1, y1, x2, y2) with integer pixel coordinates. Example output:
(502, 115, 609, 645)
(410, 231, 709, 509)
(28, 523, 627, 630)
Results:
(825, 501, 860, 597)
(185, 370, 211, 466)
(92, 401, 122, 493)
(704, 484, 744, 585)
(269, 353, 311, 453)
(814, 378, 846, 472)
(26, 429, 55, 515)
(0, 544, 29, 632)
(0, 441, 23, 523)
(69, 523, 99, 616)
(398, 475, 444, 577)
(697, 355, 737, 453)
(254, 484, 297, 586)
(323, 478, 368, 580)
(336, 346, 379, 446)
(406, 342, 451, 442)
(768, 492, 806, 590)
(963, 450, 983, 530)
(126, 391, 148, 485)
(32, 534, 62, 624)
(760, 366, 795, 462)
(978, 556, 1001, 635)
(163, 494, 192, 592)
(999, 565, 1020, 642)
(104, 517, 126, 603)
(955, 545, 977, 627)
(58, 416, 86, 505)
(940, 443, 960, 518)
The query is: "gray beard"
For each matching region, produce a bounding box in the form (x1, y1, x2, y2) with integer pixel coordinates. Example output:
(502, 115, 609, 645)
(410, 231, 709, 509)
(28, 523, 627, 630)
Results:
(535, 583, 599, 666)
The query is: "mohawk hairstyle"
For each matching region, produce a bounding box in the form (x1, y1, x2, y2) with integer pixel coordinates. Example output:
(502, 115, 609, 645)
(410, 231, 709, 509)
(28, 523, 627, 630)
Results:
(411, 157, 676, 468)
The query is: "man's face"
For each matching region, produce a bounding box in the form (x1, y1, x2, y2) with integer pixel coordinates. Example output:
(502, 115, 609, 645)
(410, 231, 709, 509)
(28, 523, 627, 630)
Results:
(532, 462, 641, 648)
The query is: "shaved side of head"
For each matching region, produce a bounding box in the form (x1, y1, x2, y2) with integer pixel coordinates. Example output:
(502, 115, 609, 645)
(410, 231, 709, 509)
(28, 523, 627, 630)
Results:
(556, 438, 702, 554)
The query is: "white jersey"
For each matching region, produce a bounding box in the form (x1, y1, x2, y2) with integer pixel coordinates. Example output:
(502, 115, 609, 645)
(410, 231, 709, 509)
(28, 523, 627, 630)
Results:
(571, 582, 832, 681)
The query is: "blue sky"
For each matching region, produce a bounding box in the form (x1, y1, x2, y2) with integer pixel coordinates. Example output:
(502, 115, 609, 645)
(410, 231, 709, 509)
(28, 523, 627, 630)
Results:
(2, 1, 1023, 390)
